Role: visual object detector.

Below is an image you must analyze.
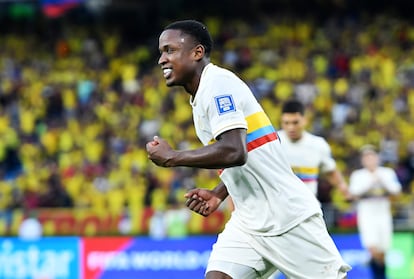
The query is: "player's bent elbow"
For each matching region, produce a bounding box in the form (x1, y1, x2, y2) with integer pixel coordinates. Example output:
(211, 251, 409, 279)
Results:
(228, 150, 248, 166)
(217, 140, 248, 167)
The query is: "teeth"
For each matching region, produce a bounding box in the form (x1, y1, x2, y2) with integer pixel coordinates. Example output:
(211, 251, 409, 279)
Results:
(163, 69, 172, 75)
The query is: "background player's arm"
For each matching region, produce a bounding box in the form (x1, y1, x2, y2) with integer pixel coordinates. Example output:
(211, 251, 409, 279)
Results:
(325, 169, 350, 197)
(146, 128, 247, 169)
(373, 170, 401, 197)
(317, 138, 352, 198)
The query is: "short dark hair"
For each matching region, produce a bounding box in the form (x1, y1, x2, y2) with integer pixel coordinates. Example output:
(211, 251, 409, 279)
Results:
(281, 99, 305, 115)
(164, 20, 213, 57)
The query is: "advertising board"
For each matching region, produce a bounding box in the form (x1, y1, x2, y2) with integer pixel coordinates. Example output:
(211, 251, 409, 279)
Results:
(0, 237, 80, 279)
(82, 236, 215, 279)
(0, 233, 411, 279)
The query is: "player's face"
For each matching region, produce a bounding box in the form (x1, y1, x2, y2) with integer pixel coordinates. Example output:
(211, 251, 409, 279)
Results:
(158, 29, 199, 89)
(361, 152, 379, 171)
(281, 112, 306, 141)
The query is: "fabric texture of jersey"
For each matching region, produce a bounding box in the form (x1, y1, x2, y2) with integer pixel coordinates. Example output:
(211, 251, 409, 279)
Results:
(277, 130, 336, 195)
(190, 63, 321, 236)
(348, 166, 401, 250)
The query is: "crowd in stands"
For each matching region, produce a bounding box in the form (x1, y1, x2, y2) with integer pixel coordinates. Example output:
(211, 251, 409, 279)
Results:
(0, 13, 413, 230)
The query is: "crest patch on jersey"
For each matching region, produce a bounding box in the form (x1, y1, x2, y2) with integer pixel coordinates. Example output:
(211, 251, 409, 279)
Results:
(214, 95, 236, 115)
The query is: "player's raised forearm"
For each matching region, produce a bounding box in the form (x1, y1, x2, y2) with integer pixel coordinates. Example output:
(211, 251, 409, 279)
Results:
(327, 170, 351, 199)
(166, 129, 248, 169)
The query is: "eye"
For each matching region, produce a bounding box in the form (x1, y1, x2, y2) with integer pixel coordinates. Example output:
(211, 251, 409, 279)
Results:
(159, 47, 175, 55)
(166, 47, 175, 54)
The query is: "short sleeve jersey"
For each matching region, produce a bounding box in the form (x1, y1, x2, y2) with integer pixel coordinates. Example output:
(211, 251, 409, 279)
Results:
(190, 64, 321, 236)
(349, 166, 401, 220)
(278, 130, 336, 195)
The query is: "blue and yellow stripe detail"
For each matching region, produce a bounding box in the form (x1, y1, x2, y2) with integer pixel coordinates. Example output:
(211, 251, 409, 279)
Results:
(292, 166, 319, 182)
(246, 111, 279, 151)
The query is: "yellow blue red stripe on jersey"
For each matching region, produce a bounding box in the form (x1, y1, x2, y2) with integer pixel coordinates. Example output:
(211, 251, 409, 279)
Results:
(292, 166, 319, 182)
(246, 111, 279, 152)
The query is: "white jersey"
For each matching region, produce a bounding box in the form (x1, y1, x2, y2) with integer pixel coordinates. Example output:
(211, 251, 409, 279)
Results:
(278, 130, 336, 195)
(191, 63, 321, 236)
(348, 166, 401, 250)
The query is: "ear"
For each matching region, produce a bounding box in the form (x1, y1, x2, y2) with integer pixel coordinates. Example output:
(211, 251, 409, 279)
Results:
(193, 44, 205, 61)
(303, 116, 308, 124)
(301, 115, 308, 127)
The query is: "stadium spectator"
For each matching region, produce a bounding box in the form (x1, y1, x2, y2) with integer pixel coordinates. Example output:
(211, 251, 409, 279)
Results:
(38, 161, 73, 208)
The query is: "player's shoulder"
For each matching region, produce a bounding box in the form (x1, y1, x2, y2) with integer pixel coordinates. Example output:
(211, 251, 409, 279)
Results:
(352, 168, 366, 174)
(303, 131, 329, 146)
(350, 168, 367, 177)
(204, 64, 249, 91)
(377, 166, 397, 174)
(206, 63, 237, 79)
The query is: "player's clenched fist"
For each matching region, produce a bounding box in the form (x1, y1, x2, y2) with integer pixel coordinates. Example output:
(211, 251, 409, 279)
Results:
(146, 136, 176, 167)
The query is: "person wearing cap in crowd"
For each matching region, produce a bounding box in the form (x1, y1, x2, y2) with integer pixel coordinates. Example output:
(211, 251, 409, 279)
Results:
(349, 145, 402, 279)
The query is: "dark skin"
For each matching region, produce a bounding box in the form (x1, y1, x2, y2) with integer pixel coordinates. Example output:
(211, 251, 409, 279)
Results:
(146, 28, 248, 279)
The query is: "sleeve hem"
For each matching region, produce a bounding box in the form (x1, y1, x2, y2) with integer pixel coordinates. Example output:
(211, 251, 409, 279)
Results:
(213, 123, 247, 139)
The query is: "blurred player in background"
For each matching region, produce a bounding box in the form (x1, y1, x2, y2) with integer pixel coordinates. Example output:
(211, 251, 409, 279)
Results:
(270, 98, 350, 279)
(349, 145, 402, 279)
(146, 19, 351, 279)
(278, 99, 350, 199)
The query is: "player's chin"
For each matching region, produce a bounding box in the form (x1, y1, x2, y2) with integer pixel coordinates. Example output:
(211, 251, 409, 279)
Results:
(165, 78, 176, 87)
(288, 133, 300, 140)
(166, 76, 184, 87)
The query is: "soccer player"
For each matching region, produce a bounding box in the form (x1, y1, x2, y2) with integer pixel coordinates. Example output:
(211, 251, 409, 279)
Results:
(278, 99, 350, 199)
(349, 145, 401, 279)
(146, 19, 351, 279)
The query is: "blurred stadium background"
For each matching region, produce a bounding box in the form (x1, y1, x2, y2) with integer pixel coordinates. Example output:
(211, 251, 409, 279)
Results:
(0, 0, 413, 278)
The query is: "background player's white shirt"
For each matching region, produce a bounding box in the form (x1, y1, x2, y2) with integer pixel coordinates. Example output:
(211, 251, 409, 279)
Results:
(278, 130, 336, 195)
(349, 166, 401, 249)
(349, 166, 401, 213)
(190, 63, 321, 236)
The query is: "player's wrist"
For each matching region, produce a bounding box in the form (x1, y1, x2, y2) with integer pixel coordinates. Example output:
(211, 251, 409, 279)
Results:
(164, 150, 181, 167)
(212, 186, 228, 202)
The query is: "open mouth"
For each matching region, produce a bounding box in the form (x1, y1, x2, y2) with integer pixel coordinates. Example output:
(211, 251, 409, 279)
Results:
(163, 68, 172, 79)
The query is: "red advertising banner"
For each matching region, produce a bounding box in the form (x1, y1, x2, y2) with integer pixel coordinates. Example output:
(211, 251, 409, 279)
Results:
(1, 207, 229, 236)
(82, 237, 133, 279)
